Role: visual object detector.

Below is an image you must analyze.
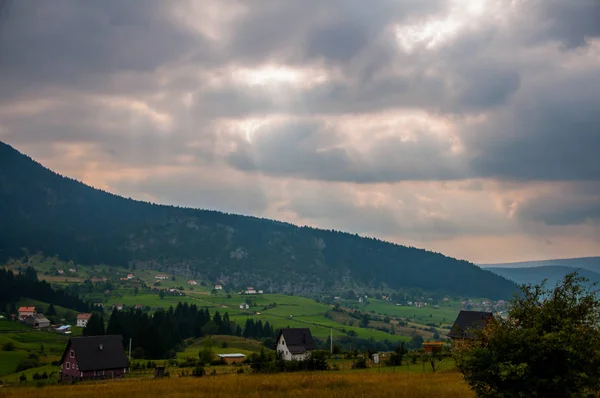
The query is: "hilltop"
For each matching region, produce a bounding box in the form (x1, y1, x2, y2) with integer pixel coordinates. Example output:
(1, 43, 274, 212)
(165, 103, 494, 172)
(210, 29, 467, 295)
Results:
(0, 141, 516, 299)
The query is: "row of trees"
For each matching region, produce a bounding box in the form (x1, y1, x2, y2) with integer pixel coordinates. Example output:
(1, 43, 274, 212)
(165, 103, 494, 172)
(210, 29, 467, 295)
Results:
(0, 267, 93, 313)
(83, 302, 273, 359)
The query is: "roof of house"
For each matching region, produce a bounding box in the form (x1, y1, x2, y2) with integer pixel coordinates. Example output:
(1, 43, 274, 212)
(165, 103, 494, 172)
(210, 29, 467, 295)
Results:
(18, 306, 36, 312)
(77, 313, 92, 320)
(276, 328, 316, 353)
(217, 353, 246, 358)
(60, 335, 129, 371)
(448, 310, 494, 339)
(26, 314, 50, 323)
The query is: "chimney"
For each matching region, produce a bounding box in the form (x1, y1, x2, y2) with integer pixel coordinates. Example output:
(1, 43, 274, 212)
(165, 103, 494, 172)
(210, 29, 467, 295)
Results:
(99, 344, 103, 351)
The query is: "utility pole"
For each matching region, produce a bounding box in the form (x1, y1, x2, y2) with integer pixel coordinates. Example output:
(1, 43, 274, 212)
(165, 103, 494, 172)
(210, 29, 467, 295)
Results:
(129, 338, 132, 361)
(330, 328, 333, 354)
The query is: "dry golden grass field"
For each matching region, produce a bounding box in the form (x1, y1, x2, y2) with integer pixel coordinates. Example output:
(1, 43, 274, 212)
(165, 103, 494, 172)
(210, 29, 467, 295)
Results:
(0, 371, 473, 398)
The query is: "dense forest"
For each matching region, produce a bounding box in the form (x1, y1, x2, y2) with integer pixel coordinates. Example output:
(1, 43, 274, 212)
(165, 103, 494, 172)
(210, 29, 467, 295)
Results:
(84, 302, 275, 359)
(0, 267, 92, 313)
(0, 141, 516, 299)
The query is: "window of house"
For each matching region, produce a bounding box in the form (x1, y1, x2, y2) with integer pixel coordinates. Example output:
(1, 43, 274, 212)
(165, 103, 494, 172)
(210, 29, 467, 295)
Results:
(76, 365, 79, 370)
(66, 362, 70, 370)
(97, 370, 104, 376)
(70, 350, 75, 358)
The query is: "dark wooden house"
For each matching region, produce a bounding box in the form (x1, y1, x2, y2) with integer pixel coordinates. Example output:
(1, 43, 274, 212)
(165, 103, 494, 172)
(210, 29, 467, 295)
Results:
(448, 310, 494, 341)
(59, 335, 129, 382)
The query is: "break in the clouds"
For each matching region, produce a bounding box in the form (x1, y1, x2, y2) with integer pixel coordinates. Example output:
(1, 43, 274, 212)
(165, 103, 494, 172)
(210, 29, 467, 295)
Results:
(1, 0, 599, 263)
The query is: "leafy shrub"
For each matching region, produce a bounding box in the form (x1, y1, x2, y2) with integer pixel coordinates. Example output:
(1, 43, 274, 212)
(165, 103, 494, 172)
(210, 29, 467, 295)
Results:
(16, 358, 40, 372)
(352, 357, 367, 369)
(192, 365, 205, 377)
(2, 342, 16, 351)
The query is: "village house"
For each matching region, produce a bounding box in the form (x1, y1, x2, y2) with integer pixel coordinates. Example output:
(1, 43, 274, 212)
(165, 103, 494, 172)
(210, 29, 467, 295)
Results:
(112, 303, 123, 311)
(69, 268, 77, 273)
(448, 310, 495, 341)
(18, 306, 36, 320)
(155, 274, 169, 280)
(244, 287, 256, 294)
(239, 303, 249, 310)
(217, 353, 246, 364)
(58, 269, 64, 274)
(24, 314, 51, 329)
(135, 304, 143, 310)
(214, 284, 222, 290)
(188, 280, 198, 285)
(127, 273, 134, 279)
(275, 328, 316, 361)
(59, 335, 129, 382)
(77, 313, 92, 328)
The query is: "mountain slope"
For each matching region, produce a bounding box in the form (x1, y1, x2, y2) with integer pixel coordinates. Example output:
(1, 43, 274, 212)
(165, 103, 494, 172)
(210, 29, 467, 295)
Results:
(486, 266, 600, 288)
(481, 257, 600, 273)
(0, 141, 517, 299)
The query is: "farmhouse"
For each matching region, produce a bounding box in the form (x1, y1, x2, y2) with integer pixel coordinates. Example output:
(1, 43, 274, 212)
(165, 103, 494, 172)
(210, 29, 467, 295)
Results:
(214, 284, 222, 290)
(155, 274, 169, 280)
(188, 280, 198, 285)
(448, 310, 494, 341)
(18, 306, 36, 319)
(24, 314, 51, 329)
(217, 353, 246, 364)
(77, 313, 92, 328)
(276, 328, 316, 361)
(239, 303, 249, 310)
(127, 273, 134, 279)
(59, 335, 129, 382)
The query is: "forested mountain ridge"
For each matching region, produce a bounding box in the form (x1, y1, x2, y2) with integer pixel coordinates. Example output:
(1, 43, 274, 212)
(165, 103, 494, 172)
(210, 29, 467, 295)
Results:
(0, 141, 517, 299)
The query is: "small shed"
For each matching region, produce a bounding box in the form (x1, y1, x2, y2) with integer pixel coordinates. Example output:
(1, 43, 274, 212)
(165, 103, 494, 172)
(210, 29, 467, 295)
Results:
(154, 367, 166, 378)
(423, 342, 445, 353)
(217, 353, 246, 364)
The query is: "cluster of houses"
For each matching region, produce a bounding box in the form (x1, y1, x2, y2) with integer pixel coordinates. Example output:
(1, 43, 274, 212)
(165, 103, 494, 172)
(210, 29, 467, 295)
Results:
(16, 307, 98, 334)
(51, 309, 495, 383)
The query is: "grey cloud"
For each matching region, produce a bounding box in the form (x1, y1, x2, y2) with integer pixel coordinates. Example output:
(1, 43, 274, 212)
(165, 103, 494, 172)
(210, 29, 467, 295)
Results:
(468, 69, 600, 182)
(0, 0, 205, 99)
(517, 194, 600, 226)
(226, 121, 468, 183)
(535, 0, 600, 48)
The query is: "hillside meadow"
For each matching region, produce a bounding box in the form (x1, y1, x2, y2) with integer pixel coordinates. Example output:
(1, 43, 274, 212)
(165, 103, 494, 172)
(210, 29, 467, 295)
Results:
(1, 371, 473, 398)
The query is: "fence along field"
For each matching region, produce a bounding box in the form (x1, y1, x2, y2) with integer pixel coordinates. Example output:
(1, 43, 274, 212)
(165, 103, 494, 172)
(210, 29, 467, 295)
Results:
(1, 371, 473, 398)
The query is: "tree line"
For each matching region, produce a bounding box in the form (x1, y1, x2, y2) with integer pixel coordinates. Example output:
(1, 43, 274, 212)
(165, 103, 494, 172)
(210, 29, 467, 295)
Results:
(0, 267, 92, 313)
(84, 302, 275, 359)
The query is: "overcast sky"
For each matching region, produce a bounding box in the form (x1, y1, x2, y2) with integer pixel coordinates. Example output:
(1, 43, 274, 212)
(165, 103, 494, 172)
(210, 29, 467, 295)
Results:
(1, 0, 599, 264)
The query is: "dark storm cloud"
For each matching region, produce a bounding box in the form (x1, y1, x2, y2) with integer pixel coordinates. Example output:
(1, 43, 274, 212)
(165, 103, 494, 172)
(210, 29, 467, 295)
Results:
(517, 194, 600, 226)
(0, 0, 205, 99)
(467, 69, 600, 182)
(534, 0, 600, 48)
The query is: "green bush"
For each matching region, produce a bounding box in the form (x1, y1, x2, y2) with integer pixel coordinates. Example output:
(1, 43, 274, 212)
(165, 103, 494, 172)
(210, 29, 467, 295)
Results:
(15, 358, 40, 372)
(2, 342, 15, 351)
(192, 365, 205, 377)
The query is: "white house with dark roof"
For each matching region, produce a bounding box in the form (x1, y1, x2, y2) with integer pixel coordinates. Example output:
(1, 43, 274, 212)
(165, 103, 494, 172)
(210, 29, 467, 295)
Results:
(276, 328, 316, 361)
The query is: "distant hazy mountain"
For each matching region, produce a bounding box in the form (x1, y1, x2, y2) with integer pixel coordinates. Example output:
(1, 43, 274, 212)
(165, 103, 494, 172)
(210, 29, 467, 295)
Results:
(486, 266, 600, 288)
(0, 141, 517, 299)
(481, 257, 600, 273)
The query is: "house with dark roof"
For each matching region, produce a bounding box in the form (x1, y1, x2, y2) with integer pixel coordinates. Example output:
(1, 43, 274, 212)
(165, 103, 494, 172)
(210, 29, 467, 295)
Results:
(59, 335, 129, 382)
(275, 328, 316, 361)
(448, 310, 494, 341)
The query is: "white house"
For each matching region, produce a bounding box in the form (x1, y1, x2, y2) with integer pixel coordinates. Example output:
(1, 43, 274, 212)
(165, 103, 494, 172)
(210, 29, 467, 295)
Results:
(76, 313, 92, 328)
(214, 284, 223, 290)
(188, 280, 198, 285)
(155, 274, 169, 280)
(239, 303, 249, 310)
(276, 328, 316, 361)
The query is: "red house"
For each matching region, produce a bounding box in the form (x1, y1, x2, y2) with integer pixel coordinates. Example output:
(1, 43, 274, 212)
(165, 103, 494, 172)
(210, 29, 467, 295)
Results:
(59, 335, 129, 382)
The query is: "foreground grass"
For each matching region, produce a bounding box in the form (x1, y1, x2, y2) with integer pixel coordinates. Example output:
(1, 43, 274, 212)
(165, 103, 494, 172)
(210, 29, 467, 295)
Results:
(2, 370, 473, 398)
